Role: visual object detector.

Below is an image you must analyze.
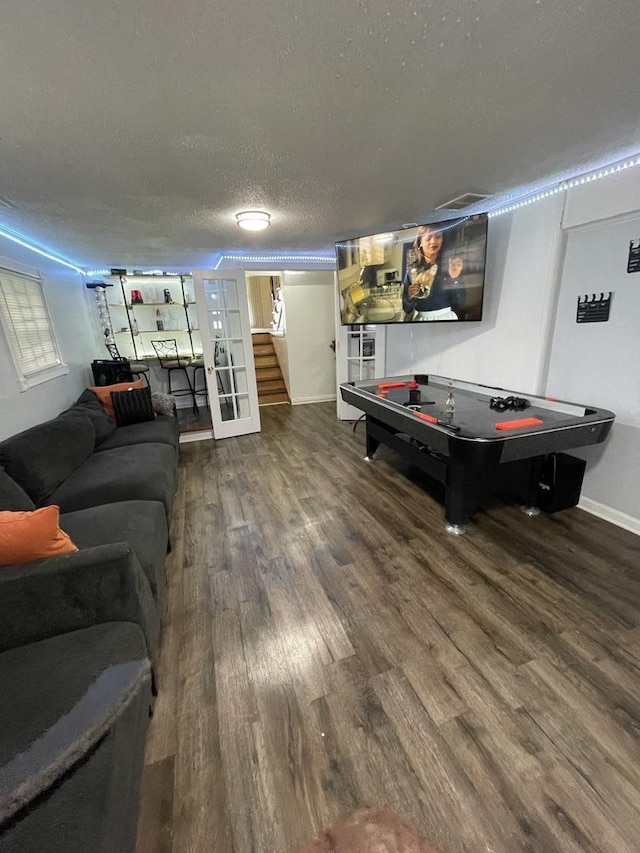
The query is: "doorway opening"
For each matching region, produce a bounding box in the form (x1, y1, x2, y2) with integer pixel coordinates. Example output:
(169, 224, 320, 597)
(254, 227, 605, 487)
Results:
(246, 274, 289, 406)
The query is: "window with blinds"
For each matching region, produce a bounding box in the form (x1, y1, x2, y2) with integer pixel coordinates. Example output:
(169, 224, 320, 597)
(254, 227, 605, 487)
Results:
(0, 267, 67, 390)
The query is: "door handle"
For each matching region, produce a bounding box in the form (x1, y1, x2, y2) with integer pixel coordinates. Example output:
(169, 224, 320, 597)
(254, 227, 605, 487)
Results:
(207, 366, 213, 373)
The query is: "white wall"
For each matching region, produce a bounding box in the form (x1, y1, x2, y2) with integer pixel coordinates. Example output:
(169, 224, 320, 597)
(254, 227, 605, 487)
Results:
(546, 198, 640, 530)
(0, 245, 102, 440)
(563, 167, 640, 230)
(271, 332, 291, 397)
(385, 194, 566, 394)
(281, 271, 336, 404)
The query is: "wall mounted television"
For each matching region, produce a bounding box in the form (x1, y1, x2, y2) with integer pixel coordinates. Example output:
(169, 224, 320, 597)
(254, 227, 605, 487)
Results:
(336, 213, 488, 325)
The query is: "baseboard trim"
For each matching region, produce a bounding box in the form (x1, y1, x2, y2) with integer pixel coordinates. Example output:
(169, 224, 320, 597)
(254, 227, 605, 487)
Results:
(291, 394, 337, 405)
(179, 429, 213, 444)
(578, 496, 640, 537)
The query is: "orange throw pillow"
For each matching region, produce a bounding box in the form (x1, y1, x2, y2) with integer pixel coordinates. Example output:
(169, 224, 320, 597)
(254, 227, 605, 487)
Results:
(89, 379, 144, 421)
(0, 506, 78, 567)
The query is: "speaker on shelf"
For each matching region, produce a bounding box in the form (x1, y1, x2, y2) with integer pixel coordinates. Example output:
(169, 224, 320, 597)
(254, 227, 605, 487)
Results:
(91, 359, 134, 386)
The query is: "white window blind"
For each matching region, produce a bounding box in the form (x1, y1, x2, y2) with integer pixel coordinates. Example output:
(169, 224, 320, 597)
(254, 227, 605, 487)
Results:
(0, 267, 66, 389)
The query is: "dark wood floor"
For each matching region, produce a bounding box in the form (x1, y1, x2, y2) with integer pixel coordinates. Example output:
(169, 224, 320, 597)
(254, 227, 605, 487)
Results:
(136, 402, 640, 853)
(176, 405, 212, 433)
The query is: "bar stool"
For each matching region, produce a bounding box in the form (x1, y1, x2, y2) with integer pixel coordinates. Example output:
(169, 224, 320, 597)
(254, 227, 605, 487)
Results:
(190, 355, 209, 405)
(105, 342, 150, 386)
(150, 339, 197, 412)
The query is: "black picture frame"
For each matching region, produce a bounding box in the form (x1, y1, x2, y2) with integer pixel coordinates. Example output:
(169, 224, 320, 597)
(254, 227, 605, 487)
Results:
(362, 338, 374, 358)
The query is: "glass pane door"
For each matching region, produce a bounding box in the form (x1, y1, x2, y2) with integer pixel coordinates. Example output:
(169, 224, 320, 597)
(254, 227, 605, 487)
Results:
(193, 270, 261, 439)
(336, 307, 387, 420)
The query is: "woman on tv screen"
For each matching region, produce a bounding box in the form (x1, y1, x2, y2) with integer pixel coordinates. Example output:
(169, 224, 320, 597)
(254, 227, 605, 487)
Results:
(336, 213, 487, 324)
(402, 224, 465, 321)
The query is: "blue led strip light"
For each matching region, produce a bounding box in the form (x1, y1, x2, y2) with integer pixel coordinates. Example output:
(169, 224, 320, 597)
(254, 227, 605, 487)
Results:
(221, 254, 335, 262)
(0, 225, 85, 274)
(488, 154, 640, 217)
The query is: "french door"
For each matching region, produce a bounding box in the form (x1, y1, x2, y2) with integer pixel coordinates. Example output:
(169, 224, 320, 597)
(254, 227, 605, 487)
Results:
(336, 321, 387, 420)
(192, 270, 261, 439)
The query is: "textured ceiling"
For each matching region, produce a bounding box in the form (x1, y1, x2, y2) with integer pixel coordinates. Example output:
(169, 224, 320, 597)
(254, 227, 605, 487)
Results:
(1, 0, 639, 267)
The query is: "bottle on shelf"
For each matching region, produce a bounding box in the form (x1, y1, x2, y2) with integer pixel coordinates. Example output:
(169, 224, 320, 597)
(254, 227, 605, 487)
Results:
(156, 308, 164, 331)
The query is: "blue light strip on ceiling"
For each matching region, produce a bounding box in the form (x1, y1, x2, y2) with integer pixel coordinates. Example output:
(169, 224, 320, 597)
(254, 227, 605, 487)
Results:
(0, 225, 85, 274)
(220, 254, 335, 263)
(488, 154, 640, 217)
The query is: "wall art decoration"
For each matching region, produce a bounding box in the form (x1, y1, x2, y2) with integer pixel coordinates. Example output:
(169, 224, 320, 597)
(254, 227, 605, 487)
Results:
(627, 238, 640, 273)
(576, 292, 612, 323)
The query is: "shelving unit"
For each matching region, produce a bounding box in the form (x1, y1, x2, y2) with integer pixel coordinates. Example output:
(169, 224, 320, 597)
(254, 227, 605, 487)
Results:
(105, 274, 201, 361)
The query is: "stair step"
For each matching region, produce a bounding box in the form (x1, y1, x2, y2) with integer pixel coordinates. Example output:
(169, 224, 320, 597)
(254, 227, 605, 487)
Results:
(252, 333, 271, 344)
(259, 391, 289, 405)
(253, 344, 275, 357)
(257, 378, 287, 392)
(254, 367, 282, 381)
(254, 354, 278, 368)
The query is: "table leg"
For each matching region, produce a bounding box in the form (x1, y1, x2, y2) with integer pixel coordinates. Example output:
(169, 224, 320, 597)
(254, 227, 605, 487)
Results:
(445, 460, 483, 534)
(520, 456, 544, 517)
(364, 420, 381, 461)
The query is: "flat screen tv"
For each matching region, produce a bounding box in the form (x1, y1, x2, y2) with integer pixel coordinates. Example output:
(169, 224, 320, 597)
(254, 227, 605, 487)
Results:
(336, 213, 488, 325)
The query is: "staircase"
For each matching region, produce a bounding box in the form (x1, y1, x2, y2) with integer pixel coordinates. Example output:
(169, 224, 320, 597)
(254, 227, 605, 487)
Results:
(252, 333, 289, 406)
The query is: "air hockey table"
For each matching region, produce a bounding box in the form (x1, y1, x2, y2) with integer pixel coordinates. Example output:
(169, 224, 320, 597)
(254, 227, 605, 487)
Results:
(340, 374, 615, 534)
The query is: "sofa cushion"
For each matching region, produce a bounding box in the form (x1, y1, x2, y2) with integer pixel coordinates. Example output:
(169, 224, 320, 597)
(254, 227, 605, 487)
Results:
(48, 443, 177, 516)
(70, 389, 118, 446)
(60, 501, 168, 604)
(0, 506, 78, 567)
(111, 386, 155, 427)
(96, 414, 180, 452)
(0, 412, 96, 504)
(0, 622, 149, 770)
(0, 466, 35, 511)
(90, 380, 144, 421)
(0, 622, 151, 847)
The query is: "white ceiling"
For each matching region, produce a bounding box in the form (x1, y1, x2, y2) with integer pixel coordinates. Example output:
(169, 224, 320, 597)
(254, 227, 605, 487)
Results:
(1, 0, 639, 268)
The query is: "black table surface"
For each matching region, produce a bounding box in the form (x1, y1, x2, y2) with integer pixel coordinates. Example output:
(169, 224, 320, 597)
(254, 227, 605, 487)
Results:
(343, 374, 615, 440)
(341, 374, 616, 467)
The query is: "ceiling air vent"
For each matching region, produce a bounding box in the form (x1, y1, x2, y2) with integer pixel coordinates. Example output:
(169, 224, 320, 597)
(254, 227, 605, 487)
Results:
(435, 192, 492, 211)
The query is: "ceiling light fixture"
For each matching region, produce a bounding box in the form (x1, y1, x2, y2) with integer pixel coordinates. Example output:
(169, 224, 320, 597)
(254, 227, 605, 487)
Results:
(235, 210, 271, 231)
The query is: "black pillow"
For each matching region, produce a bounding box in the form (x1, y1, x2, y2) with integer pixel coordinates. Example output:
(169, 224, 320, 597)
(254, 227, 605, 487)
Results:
(110, 386, 155, 427)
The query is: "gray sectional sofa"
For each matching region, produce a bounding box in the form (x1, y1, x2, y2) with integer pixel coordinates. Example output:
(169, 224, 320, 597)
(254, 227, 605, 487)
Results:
(0, 388, 179, 853)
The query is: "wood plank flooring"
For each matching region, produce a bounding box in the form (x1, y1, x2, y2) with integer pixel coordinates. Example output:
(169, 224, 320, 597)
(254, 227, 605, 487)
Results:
(136, 402, 640, 853)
